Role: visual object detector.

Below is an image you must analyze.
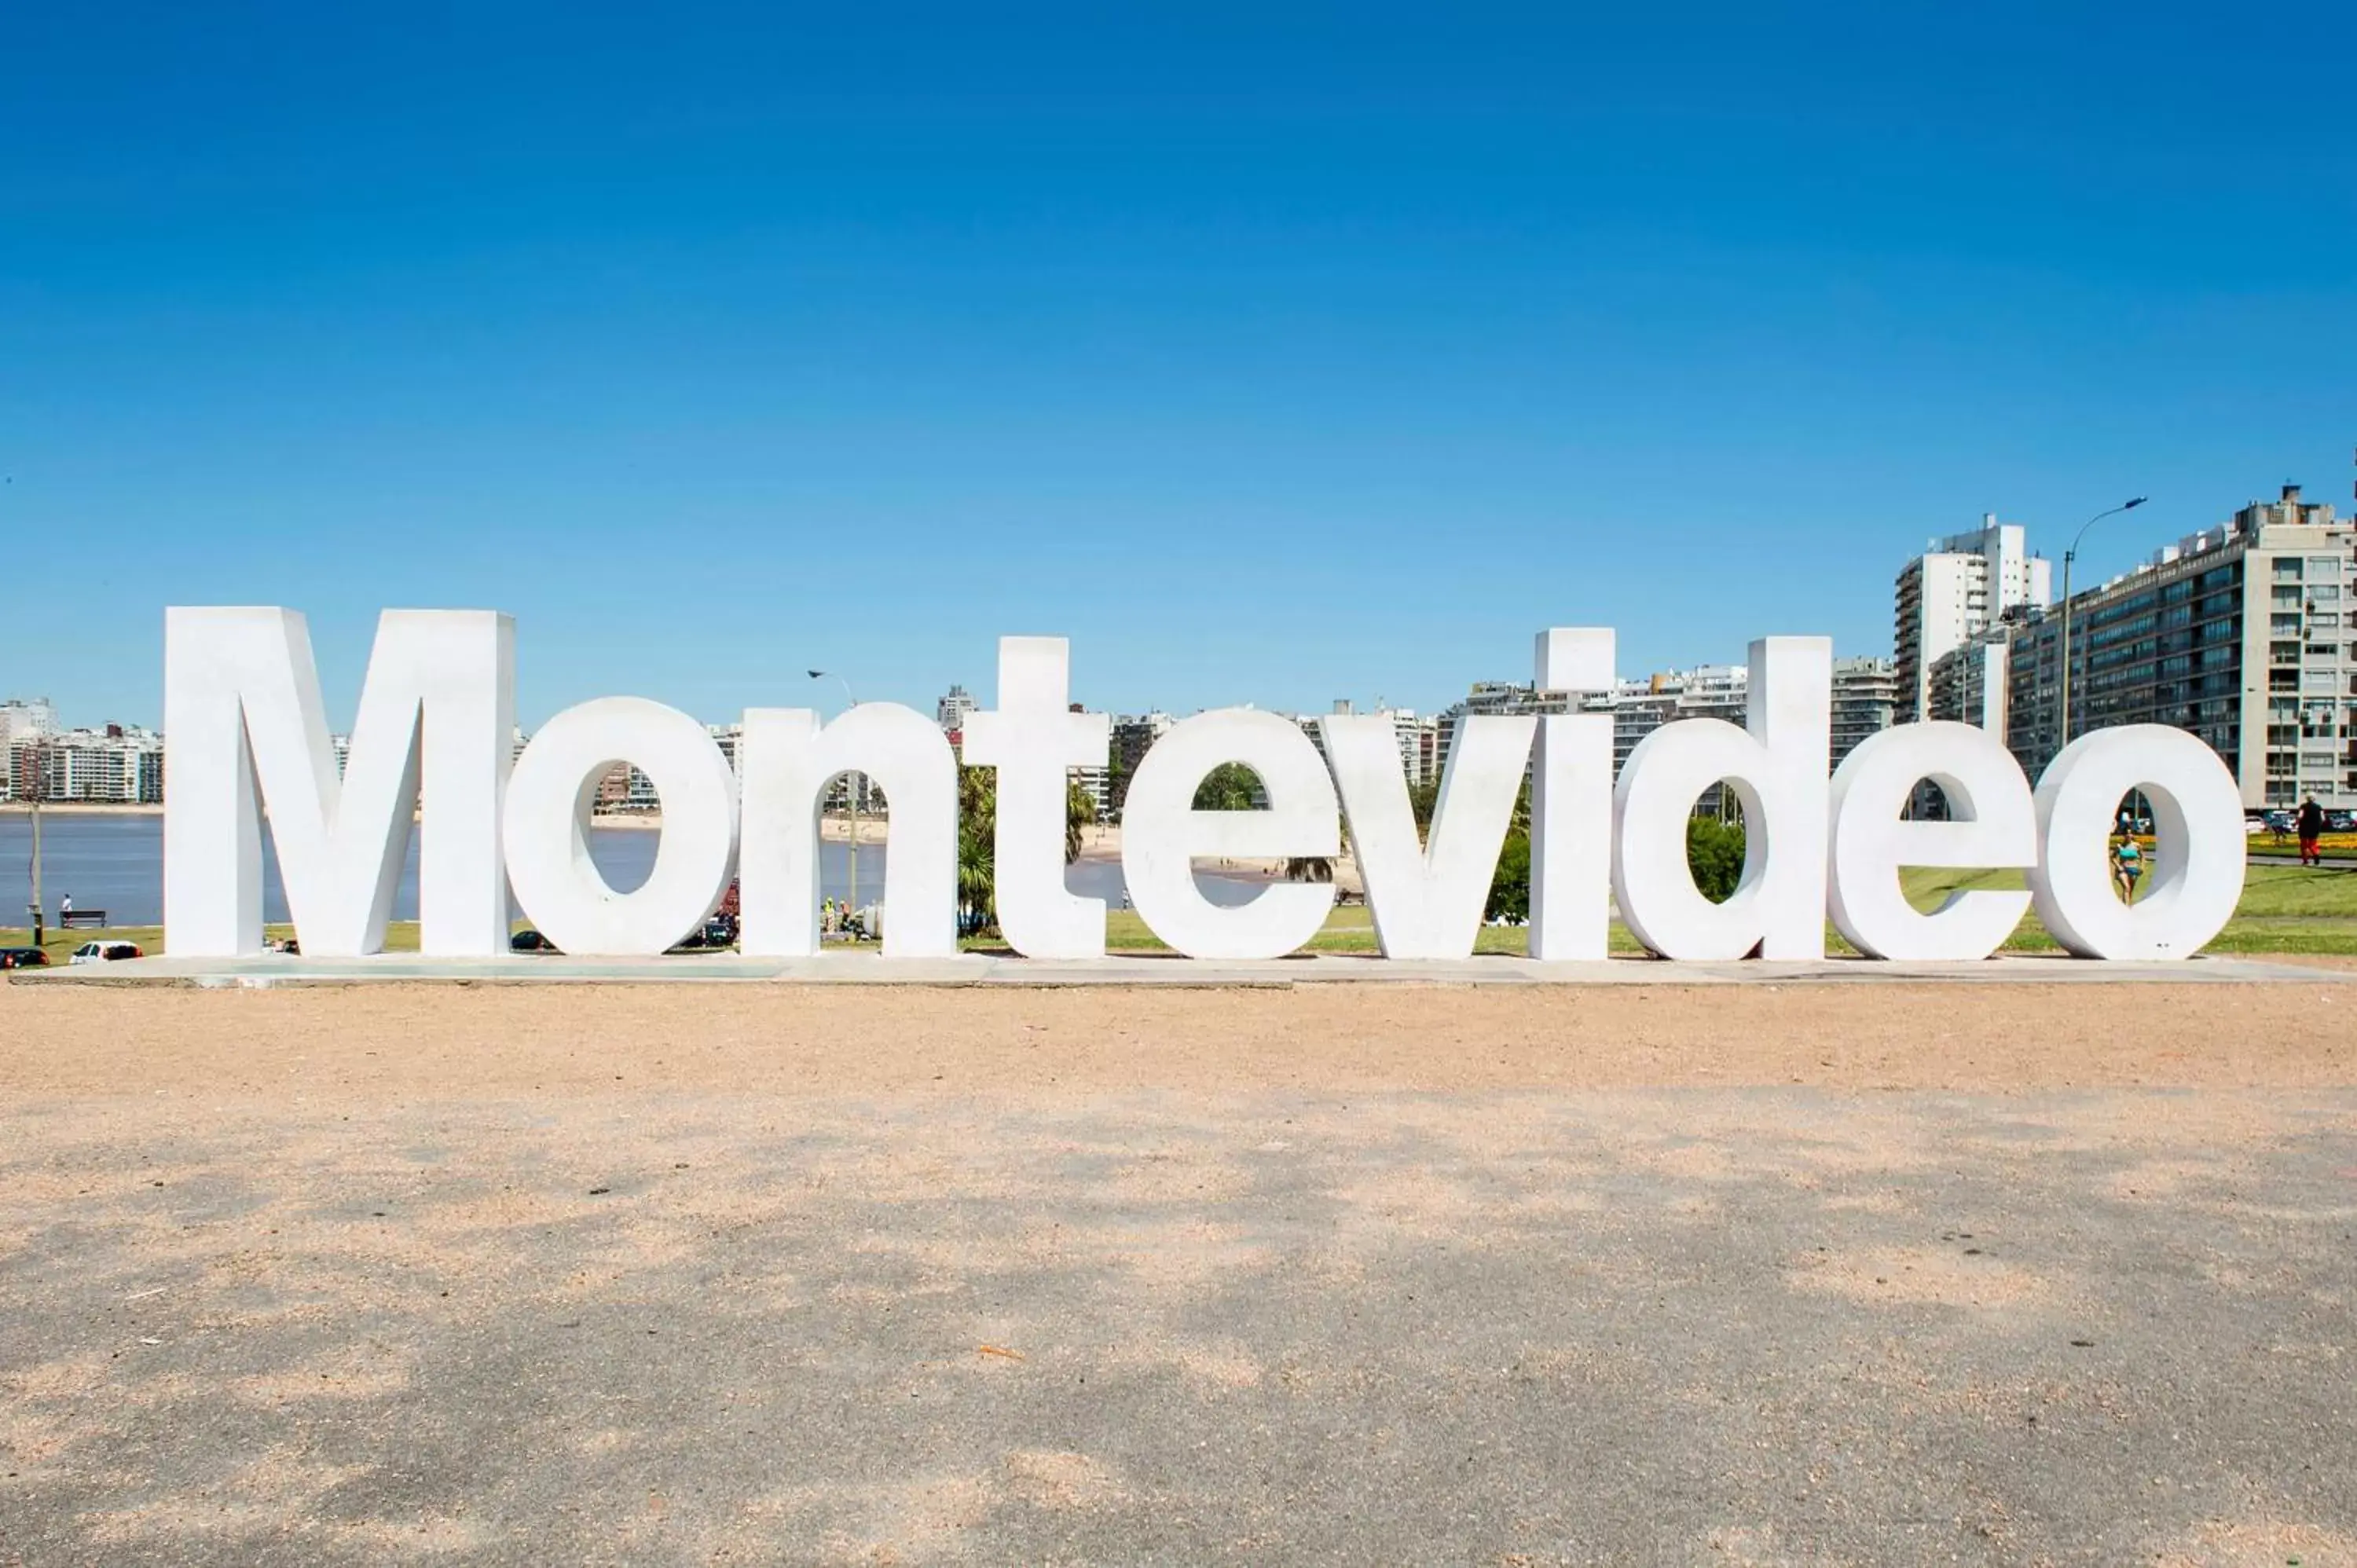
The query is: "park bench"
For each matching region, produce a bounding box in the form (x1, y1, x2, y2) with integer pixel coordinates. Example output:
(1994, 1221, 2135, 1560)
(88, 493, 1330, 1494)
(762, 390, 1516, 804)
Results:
(57, 909, 107, 930)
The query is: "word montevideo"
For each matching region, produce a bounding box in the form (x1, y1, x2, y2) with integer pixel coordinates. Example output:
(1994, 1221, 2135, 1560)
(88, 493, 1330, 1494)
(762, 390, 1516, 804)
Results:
(163, 610, 2248, 965)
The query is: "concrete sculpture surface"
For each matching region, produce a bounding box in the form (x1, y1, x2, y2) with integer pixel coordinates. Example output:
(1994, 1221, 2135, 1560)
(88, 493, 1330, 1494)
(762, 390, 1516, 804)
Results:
(1612, 638, 1831, 961)
(1121, 709, 1340, 959)
(1827, 721, 2036, 961)
(1325, 710, 1535, 960)
(959, 636, 1110, 961)
(1527, 628, 1615, 962)
(738, 703, 959, 958)
(504, 697, 739, 957)
(2026, 726, 2246, 960)
(164, 607, 514, 958)
(162, 609, 2251, 966)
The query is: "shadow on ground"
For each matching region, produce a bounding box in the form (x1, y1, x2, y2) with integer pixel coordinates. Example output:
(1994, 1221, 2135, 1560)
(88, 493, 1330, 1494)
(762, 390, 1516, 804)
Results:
(3, 1090, 2354, 1566)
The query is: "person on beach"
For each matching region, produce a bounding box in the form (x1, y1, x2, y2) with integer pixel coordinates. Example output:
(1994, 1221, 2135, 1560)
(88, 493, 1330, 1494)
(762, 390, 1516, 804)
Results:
(2297, 797, 2326, 867)
(2113, 833, 2144, 903)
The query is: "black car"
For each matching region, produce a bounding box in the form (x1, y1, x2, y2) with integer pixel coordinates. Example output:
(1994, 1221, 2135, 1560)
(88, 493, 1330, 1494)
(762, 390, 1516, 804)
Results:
(671, 918, 739, 953)
(0, 947, 47, 970)
(510, 929, 559, 953)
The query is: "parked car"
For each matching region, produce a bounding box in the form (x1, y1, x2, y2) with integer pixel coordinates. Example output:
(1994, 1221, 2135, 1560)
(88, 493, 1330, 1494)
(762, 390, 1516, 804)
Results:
(510, 929, 559, 953)
(68, 940, 143, 965)
(671, 917, 739, 953)
(0, 947, 48, 969)
(2328, 810, 2357, 833)
(2264, 811, 2296, 834)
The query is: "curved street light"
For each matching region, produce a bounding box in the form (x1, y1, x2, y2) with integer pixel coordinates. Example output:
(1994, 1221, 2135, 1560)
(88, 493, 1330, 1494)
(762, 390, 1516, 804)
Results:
(806, 670, 862, 928)
(2056, 497, 2149, 750)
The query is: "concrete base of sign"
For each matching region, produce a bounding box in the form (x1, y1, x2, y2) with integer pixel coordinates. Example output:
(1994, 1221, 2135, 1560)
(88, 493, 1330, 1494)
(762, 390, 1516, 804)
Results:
(16, 951, 2348, 987)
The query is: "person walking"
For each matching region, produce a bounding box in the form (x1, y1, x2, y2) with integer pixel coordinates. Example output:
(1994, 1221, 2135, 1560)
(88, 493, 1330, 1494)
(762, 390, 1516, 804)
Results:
(2297, 797, 2326, 868)
(2112, 833, 2144, 903)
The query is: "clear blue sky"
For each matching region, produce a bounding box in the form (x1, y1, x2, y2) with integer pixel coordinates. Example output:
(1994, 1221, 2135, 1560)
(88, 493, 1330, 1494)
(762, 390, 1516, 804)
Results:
(5, 2, 2352, 731)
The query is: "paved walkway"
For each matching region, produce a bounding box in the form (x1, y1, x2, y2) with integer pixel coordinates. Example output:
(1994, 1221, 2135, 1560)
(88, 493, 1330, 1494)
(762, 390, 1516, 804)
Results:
(20, 949, 2351, 987)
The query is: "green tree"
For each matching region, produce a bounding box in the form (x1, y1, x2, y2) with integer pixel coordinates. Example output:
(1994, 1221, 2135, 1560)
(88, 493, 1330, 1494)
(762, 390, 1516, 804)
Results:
(1481, 814, 1749, 925)
(956, 766, 998, 933)
(1486, 831, 1530, 921)
(1192, 762, 1263, 811)
(1066, 776, 1098, 863)
(1684, 815, 1747, 903)
(1406, 776, 1441, 839)
(955, 767, 1097, 936)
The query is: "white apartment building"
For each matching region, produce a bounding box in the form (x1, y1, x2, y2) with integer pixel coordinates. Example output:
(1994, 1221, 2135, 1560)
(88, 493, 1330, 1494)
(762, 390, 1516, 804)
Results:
(936, 684, 977, 740)
(5, 721, 166, 804)
(1893, 515, 2051, 725)
(2001, 484, 2355, 810)
(1830, 655, 1899, 765)
(1296, 702, 1430, 787)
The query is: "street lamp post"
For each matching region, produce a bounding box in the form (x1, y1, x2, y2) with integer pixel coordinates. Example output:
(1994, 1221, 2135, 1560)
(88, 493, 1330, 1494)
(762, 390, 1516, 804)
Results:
(19, 737, 48, 950)
(2057, 497, 2149, 753)
(807, 670, 860, 928)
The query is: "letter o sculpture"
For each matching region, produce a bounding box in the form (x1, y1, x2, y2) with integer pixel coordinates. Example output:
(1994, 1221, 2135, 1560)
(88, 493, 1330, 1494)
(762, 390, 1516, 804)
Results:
(504, 697, 740, 957)
(2027, 725, 2245, 960)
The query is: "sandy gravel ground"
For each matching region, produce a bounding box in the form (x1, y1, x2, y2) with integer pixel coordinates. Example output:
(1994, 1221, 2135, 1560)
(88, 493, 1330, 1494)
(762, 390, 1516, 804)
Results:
(3, 979, 2355, 1566)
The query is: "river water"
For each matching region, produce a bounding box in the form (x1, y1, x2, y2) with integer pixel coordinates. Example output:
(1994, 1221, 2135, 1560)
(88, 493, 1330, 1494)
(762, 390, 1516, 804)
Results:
(0, 813, 1264, 927)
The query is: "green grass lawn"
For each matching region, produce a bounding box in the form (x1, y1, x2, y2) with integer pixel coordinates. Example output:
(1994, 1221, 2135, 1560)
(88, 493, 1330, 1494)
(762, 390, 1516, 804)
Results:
(10, 863, 2355, 965)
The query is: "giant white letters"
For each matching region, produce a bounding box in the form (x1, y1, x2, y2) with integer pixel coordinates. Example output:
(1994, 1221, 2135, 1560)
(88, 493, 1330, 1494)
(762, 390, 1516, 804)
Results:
(160, 610, 2254, 967)
(1612, 637, 1831, 961)
(1120, 709, 1340, 958)
(1826, 722, 2036, 961)
(738, 703, 958, 958)
(163, 607, 514, 958)
(959, 637, 1110, 960)
(1325, 709, 1535, 959)
(1528, 628, 1615, 962)
(2027, 726, 2245, 960)
(504, 697, 739, 957)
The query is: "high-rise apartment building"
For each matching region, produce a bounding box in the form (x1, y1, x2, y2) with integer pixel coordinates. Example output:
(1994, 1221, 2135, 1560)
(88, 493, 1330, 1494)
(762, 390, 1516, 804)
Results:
(1108, 712, 1175, 817)
(1893, 515, 2051, 725)
(2000, 485, 2354, 809)
(936, 684, 977, 742)
(1297, 702, 1431, 788)
(1829, 656, 1898, 765)
(1926, 632, 2010, 734)
(5, 719, 165, 804)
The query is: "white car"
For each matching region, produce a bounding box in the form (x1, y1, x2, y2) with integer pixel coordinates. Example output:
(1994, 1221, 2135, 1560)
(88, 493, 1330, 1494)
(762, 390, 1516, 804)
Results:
(68, 940, 144, 965)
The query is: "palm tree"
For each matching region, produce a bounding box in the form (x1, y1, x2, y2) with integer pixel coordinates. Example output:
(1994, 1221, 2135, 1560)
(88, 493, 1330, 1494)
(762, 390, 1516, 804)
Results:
(955, 768, 1098, 936)
(957, 767, 997, 933)
(1066, 777, 1098, 863)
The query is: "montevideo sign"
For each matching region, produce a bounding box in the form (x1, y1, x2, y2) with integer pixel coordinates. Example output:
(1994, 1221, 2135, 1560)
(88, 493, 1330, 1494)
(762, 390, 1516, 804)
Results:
(163, 609, 2248, 965)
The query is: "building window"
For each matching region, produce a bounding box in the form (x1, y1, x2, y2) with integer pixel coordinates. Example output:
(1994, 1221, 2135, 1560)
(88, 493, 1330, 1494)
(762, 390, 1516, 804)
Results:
(2274, 559, 2304, 581)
